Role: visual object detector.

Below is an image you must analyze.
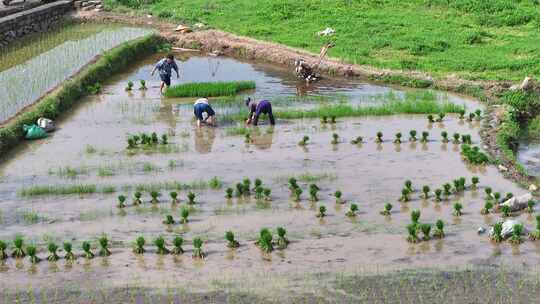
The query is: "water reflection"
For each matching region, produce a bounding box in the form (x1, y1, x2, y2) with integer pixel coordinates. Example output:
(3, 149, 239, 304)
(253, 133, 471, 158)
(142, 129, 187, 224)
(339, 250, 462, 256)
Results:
(194, 127, 216, 154)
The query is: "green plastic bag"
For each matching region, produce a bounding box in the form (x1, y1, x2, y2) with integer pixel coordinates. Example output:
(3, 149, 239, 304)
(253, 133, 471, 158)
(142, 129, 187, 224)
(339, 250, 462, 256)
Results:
(23, 124, 47, 140)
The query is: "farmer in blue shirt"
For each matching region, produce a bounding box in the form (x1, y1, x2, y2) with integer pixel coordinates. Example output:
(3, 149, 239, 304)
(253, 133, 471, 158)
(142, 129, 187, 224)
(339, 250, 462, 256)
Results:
(245, 97, 275, 126)
(151, 54, 179, 94)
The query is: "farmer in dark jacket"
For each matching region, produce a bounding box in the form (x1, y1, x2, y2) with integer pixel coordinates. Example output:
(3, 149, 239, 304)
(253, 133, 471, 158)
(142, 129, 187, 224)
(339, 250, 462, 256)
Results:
(151, 53, 179, 94)
(245, 97, 275, 126)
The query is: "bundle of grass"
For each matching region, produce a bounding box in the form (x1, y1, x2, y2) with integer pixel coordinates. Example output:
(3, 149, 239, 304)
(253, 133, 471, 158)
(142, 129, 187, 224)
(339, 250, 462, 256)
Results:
(420, 223, 431, 241)
(117, 195, 127, 208)
(453, 178, 465, 193)
(253, 178, 262, 190)
(125, 81, 134, 91)
(420, 131, 429, 143)
(242, 178, 251, 196)
(309, 184, 319, 202)
(346, 203, 358, 217)
(160, 134, 168, 145)
(12, 235, 25, 258)
(331, 133, 340, 145)
(192, 237, 206, 259)
(180, 207, 189, 224)
(235, 183, 244, 197)
(172, 236, 184, 255)
(225, 231, 240, 249)
(433, 220, 445, 238)
(170, 191, 179, 204)
(316, 205, 327, 218)
(99, 235, 111, 256)
(404, 180, 413, 192)
(475, 109, 482, 119)
(298, 136, 310, 146)
(530, 215, 540, 240)
(350, 136, 363, 144)
(82, 241, 94, 259)
(133, 236, 145, 254)
(501, 205, 511, 217)
(380, 203, 392, 216)
(27, 245, 40, 264)
(150, 191, 160, 204)
(375, 132, 383, 143)
(254, 186, 264, 200)
(453, 203, 463, 216)
(47, 242, 60, 262)
(64, 242, 76, 261)
(256, 228, 273, 253)
(435, 189, 443, 202)
(411, 210, 421, 225)
(244, 133, 252, 144)
(437, 112, 445, 122)
(133, 191, 142, 205)
(154, 236, 169, 255)
(399, 188, 411, 202)
(422, 185, 430, 199)
(409, 130, 417, 141)
(460, 144, 489, 165)
(452, 133, 460, 144)
(527, 200, 535, 213)
(321, 116, 328, 124)
(139, 80, 147, 90)
(471, 176, 480, 189)
(481, 200, 494, 215)
(467, 112, 475, 122)
(293, 187, 303, 202)
(491, 222, 503, 242)
(334, 190, 343, 204)
(493, 192, 501, 203)
(441, 131, 449, 143)
(163, 215, 175, 225)
(288, 177, 298, 194)
(406, 223, 420, 243)
(427, 114, 434, 123)
(165, 81, 255, 98)
(263, 188, 272, 201)
(151, 132, 159, 144)
(225, 188, 234, 199)
(393, 132, 402, 144)
(187, 192, 196, 205)
(443, 183, 452, 197)
(461, 134, 471, 145)
(276, 227, 290, 249)
(330, 116, 337, 124)
(509, 224, 524, 244)
(485, 187, 493, 198)
(458, 109, 465, 119)
(0, 240, 7, 260)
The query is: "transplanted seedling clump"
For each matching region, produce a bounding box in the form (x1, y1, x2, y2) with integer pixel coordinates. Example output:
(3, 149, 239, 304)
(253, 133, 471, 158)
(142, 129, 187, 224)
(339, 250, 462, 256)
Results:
(346, 203, 358, 217)
(529, 215, 540, 240)
(276, 227, 289, 249)
(316, 205, 327, 218)
(172, 236, 184, 255)
(192, 237, 205, 259)
(225, 231, 240, 249)
(82, 241, 94, 259)
(27, 245, 40, 264)
(380, 203, 392, 216)
(64, 242, 76, 261)
(154, 236, 169, 255)
(133, 236, 145, 254)
(256, 228, 273, 253)
(0, 240, 7, 260)
(509, 224, 524, 244)
(99, 235, 112, 256)
(47, 242, 60, 262)
(12, 235, 25, 258)
(433, 220, 445, 238)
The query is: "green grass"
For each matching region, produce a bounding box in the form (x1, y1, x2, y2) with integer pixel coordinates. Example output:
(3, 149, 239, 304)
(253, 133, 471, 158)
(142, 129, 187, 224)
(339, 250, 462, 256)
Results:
(164, 81, 255, 98)
(104, 0, 540, 81)
(19, 184, 99, 196)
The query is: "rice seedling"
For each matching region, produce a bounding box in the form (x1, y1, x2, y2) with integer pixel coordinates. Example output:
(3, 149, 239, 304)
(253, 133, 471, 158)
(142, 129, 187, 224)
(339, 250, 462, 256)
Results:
(255, 186, 264, 200)
(458, 109, 465, 119)
(350, 136, 363, 144)
(427, 114, 434, 123)
(293, 187, 303, 202)
(405, 180, 413, 192)
(380, 203, 392, 216)
(485, 187, 493, 198)
(133, 191, 142, 205)
(460, 144, 489, 165)
(192, 237, 205, 259)
(127, 137, 136, 149)
(393, 132, 402, 144)
(468, 112, 475, 122)
(180, 207, 189, 224)
(276, 227, 290, 250)
(150, 191, 160, 204)
(334, 190, 343, 203)
(244, 133, 252, 144)
(420, 223, 432, 241)
(420, 131, 429, 143)
(172, 236, 184, 255)
(151, 132, 159, 144)
(256, 228, 273, 253)
(461, 134, 472, 145)
(0, 240, 7, 260)
(509, 224, 524, 244)
(82, 241, 94, 259)
(160, 134, 168, 145)
(452, 133, 460, 144)
(298, 136, 310, 146)
(441, 131, 449, 143)
(399, 188, 411, 202)
(242, 178, 251, 195)
(64, 242, 76, 261)
(435, 189, 443, 202)
(187, 192, 196, 205)
(481, 200, 494, 215)
(505, 193, 514, 201)
(433, 220, 445, 238)
(422, 185, 430, 199)
(309, 185, 319, 202)
(346, 203, 358, 217)
(471, 176, 480, 189)
(226, 188, 234, 199)
(47, 242, 60, 262)
(133, 236, 145, 254)
(164, 81, 256, 97)
(163, 215, 175, 225)
(330, 116, 337, 123)
(125, 81, 133, 91)
(12, 235, 25, 258)
(99, 235, 112, 256)
(225, 231, 240, 248)
(453, 203, 463, 216)
(409, 130, 417, 141)
(411, 210, 421, 225)
(321, 116, 328, 124)
(117, 195, 127, 208)
(501, 205, 511, 217)
(437, 112, 445, 122)
(491, 222, 504, 242)
(263, 188, 272, 200)
(151, 236, 169, 255)
(27, 245, 40, 264)
(235, 183, 244, 197)
(254, 178, 262, 190)
(139, 80, 147, 90)
(529, 215, 540, 240)
(375, 132, 383, 143)
(527, 200, 535, 213)
(316, 205, 327, 218)
(475, 109, 482, 119)
(331, 133, 340, 145)
(406, 224, 419, 243)
(443, 183, 452, 196)
(170, 191, 179, 204)
(288, 178, 299, 193)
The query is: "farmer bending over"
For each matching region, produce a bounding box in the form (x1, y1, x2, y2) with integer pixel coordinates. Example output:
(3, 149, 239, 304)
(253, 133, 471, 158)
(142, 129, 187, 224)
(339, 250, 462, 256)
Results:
(194, 97, 216, 127)
(151, 54, 179, 94)
(245, 97, 275, 126)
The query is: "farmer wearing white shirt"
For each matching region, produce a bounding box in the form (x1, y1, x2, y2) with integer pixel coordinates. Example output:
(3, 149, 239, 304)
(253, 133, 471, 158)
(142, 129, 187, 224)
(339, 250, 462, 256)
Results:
(193, 97, 216, 127)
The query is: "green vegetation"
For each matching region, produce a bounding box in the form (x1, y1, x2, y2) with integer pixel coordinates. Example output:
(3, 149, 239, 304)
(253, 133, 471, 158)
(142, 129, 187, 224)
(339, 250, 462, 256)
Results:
(172, 236, 184, 255)
(316, 205, 326, 218)
(47, 242, 60, 262)
(12, 236, 25, 258)
(0, 240, 6, 260)
(225, 231, 240, 249)
(276, 227, 289, 250)
(433, 220, 445, 238)
(192, 237, 205, 259)
(380, 203, 392, 216)
(453, 203, 463, 216)
(481, 200, 494, 215)
(256, 228, 273, 253)
(346, 203, 358, 217)
(26, 245, 40, 264)
(530, 215, 540, 240)
(64, 242, 76, 261)
(509, 224, 524, 244)
(154, 236, 169, 255)
(133, 236, 146, 254)
(99, 235, 112, 256)
(406, 224, 419, 243)
(164, 81, 255, 97)
(82, 241, 94, 259)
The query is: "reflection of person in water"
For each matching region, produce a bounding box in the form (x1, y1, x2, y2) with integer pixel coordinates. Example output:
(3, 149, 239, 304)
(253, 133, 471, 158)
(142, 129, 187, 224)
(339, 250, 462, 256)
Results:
(194, 126, 216, 154)
(249, 126, 275, 150)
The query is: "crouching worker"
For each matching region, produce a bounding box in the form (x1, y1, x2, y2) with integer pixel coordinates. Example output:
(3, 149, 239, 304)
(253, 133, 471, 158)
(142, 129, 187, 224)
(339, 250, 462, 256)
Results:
(194, 97, 216, 127)
(245, 97, 275, 126)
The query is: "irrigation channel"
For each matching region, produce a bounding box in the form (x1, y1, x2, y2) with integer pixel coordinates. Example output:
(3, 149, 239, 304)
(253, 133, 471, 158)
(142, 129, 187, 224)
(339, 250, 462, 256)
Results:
(0, 48, 539, 301)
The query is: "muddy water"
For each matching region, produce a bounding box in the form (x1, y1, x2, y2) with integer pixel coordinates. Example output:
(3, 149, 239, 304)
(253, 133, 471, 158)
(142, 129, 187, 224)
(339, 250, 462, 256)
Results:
(518, 141, 540, 177)
(0, 53, 534, 293)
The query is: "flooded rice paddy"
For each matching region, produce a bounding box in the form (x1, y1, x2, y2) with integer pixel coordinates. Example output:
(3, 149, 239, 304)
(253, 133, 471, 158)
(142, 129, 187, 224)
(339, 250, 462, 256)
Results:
(0, 53, 538, 301)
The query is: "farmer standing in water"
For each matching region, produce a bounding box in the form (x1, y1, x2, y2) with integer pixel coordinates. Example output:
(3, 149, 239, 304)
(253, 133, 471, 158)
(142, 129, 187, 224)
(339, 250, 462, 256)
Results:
(245, 97, 275, 126)
(151, 54, 180, 94)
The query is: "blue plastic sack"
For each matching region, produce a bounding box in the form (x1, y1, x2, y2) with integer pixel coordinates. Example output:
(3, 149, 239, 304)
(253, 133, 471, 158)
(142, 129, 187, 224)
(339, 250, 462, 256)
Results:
(23, 124, 47, 140)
